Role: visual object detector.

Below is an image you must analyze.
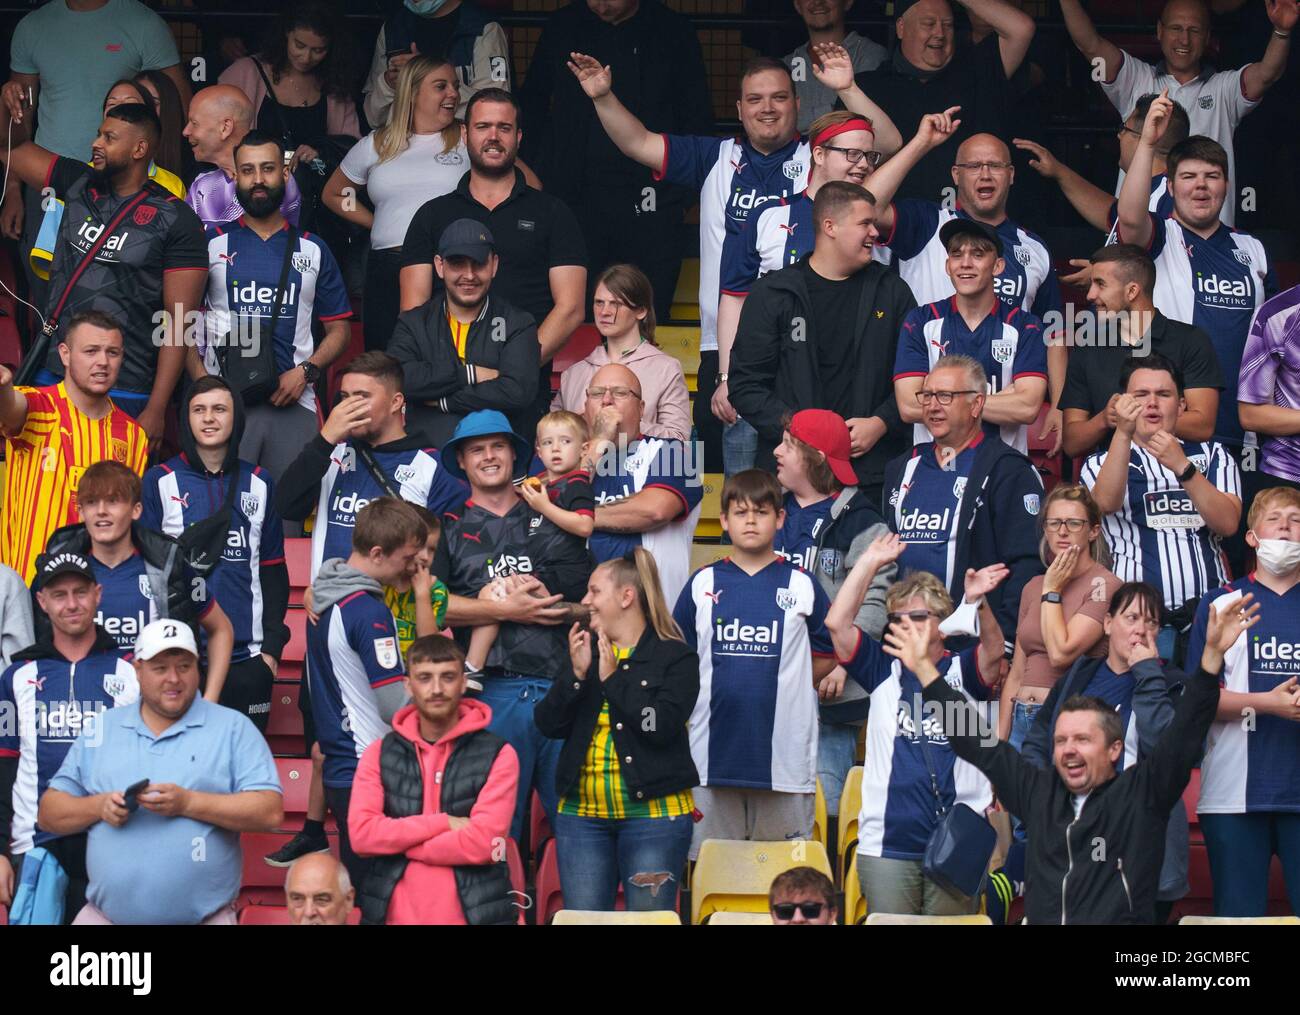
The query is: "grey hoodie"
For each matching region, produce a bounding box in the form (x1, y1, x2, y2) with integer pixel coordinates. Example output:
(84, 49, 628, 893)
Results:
(0, 564, 34, 670)
(311, 559, 409, 724)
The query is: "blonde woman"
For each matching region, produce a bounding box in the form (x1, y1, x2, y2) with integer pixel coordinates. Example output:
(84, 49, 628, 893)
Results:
(534, 548, 700, 913)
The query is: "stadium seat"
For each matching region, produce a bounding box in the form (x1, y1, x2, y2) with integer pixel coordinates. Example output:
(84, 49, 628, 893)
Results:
(274, 757, 324, 831)
(528, 789, 552, 869)
(238, 904, 361, 925)
(280, 610, 307, 682)
(550, 322, 601, 378)
(266, 680, 306, 757)
(672, 258, 700, 311)
(843, 854, 867, 925)
(284, 538, 312, 607)
(865, 913, 992, 925)
(239, 831, 339, 906)
(656, 325, 701, 392)
(1179, 915, 1300, 925)
(535, 837, 565, 924)
(504, 836, 528, 925)
(552, 909, 681, 925)
(690, 542, 727, 573)
(1026, 402, 1063, 495)
(690, 838, 833, 925)
(695, 473, 722, 539)
(812, 778, 827, 848)
(706, 911, 774, 925)
(837, 766, 864, 882)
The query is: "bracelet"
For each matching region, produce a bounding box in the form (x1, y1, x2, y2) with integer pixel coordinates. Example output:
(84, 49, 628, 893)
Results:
(1274, 29, 1291, 38)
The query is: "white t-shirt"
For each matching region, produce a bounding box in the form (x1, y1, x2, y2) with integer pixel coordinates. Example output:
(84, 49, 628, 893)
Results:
(339, 130, 469, 250)
(1101, 51, 1258, 226)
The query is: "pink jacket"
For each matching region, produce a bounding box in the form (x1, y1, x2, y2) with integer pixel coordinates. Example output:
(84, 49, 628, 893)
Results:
(553, 341, 692, 441)
(349, 698, 519, 925)
(219, 56, 361, 140)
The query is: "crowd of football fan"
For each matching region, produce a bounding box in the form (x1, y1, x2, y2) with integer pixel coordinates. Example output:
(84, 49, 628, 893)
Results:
(0, 0, 1296, 927)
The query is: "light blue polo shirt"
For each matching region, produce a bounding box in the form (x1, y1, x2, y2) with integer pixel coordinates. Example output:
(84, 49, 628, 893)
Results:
(49, 696, 281, 925)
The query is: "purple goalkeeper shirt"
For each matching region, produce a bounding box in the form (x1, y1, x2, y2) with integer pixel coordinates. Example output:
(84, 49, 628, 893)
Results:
(1238, 284, 1300, 482)
(186, 168, 301, 228)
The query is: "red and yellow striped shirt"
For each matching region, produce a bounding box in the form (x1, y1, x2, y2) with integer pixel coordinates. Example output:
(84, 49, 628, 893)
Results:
(1, 383, 148, 582)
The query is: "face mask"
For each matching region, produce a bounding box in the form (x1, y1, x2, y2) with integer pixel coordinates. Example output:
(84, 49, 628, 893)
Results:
(1255, 538, 1300, 576)
(404, 0, 452, 15)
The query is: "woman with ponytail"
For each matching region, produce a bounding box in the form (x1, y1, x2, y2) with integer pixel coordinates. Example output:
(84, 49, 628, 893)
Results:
(534, 548, 701, 913)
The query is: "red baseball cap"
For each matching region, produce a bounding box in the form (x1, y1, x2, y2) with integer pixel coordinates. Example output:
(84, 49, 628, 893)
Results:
(788, 409, 857, 487)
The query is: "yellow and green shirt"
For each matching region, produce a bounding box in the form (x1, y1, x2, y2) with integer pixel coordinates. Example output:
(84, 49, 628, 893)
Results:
(384, 580, 450, 659)
(448, 311, 470, 359)
(558, 644, 694, 820)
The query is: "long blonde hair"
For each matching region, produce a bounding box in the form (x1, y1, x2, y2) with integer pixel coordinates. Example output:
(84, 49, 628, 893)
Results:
(599, 548, 683, 643)
(375, 55, 460, 163)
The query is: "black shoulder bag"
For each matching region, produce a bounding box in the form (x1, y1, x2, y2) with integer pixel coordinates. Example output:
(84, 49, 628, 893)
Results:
(918, 715, 997, 900)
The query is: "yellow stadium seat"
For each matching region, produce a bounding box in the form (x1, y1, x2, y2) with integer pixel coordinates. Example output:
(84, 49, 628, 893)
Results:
(1178, 916, 1300, 925)
(551, 910, 682, 925)
(707, 911, 774, 925)
(813, 779, 827, 847)
(691, 838, 833, 925)
(865, 913, 992, 925)
(843, 855, 867, 925)
(673, 258, 700, 307)
(669, 303, 698, 321)
(690, 542, 727, 573)
(837, 766, 864, 882)
(657, 324, 702, 375)
(695, 472, 723, 539)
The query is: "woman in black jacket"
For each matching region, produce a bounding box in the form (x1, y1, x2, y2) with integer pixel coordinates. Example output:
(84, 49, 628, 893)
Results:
(534, 547, 700, 913)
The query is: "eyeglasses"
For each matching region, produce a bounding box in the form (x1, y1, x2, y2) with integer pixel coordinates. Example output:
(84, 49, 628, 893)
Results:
(953, 161, 1013, 174)
(771, 902, 826, 920)
(916, 390, 979, 406)
(593, 298, 631, 311)
(821, 144, 883, 169)
(1117, 125, 1143, 139)
(1044, 517, 1089, 532)
(586, 386, 641, 401)
(887, 610, 934, 625)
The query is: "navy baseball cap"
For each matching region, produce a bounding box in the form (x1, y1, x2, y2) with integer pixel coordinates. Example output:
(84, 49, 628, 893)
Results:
(439, 410, 533, 482)
(437, 219, 495, 262)
(939, 217, 1001, 252)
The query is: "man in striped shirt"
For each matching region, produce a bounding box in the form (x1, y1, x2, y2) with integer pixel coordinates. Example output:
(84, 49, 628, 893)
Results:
(1082, 353, 1242, 664)
(0, 311, 147, 583)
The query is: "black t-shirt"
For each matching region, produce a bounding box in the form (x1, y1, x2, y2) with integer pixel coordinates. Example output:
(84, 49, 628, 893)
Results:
(850, 36, 1015, 206)
(1059, 311, 1226, 452)
(42, 157, 208, 394)
(799, 259, 865, 417)
(526, 469, 595, 603)
(400, 169, 587, 327)
(432, 494, 569, 680)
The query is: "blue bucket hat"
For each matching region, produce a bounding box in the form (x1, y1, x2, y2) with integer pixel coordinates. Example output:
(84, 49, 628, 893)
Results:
(439, 410, 533, 482)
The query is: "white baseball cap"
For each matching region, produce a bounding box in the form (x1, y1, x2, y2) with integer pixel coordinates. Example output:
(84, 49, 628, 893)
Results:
(134, 620, 198, 661)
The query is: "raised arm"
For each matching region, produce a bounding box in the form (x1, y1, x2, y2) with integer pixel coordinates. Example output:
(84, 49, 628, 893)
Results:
(826, 533, 904, 660)
(1058, 0, 1124, 82)
(865, 108, 961, 235)
(0, 364, 29, 437)
(1013, 138, 1117, 231)
(1088, 398, 1140, 513)
(1116, 91, 1174, 250)
(1241, 0, 1296, 100)
(567, 53, 667, 171)
(957, 0, 1037, 77)
(808, 42, 902, 155)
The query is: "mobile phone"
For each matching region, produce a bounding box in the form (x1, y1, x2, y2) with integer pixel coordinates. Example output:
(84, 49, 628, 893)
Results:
(123, 778, 150, 813)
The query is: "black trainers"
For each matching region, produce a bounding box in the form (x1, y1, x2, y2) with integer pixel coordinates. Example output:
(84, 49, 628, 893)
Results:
(264, 830, 330, 868)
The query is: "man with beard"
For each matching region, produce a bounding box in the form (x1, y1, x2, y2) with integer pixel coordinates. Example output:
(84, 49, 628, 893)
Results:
(388, 219, 539, 447)
(195, 130, 352, 489)
(183, 85, 302, 228)
(0, 102, 207, 443)
(400, 89, 587, 434)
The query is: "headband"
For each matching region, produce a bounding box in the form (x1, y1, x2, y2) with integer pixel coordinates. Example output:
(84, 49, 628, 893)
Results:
(811, 117, 875, 150)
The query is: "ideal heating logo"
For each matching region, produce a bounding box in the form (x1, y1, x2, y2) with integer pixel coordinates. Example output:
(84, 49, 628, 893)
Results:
(1195, 271, 1253, 308)
(1250, 635, 1300, 671)
(897, 506, 951, 537)
(712, 616, 779, 656)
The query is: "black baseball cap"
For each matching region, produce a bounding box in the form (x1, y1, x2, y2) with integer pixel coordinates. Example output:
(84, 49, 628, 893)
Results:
(33, 551, 96, 591)
(437, 219, 495, 262)
(939, 217, 1001, 252)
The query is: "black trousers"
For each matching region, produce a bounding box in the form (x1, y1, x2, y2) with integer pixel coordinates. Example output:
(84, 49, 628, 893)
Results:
(363, 246, 404, 353)
(220, 654, 276, 733)
(324, 784, 373, 890)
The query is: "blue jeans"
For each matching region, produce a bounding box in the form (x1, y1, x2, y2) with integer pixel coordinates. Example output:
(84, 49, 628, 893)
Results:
(552, 811, 693, 912)
(33, 368, 149, 418)
(478, 675, 562, 842)
(817, 721, 860, 818)
(1200, 812, 1300, 917)
(722, 418, 757, 477)
(1008, 700, 1042, 843)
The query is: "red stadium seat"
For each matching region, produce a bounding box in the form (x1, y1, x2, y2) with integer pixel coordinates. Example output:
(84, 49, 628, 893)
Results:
(528, 789, 552, 868)
(275, 757, 315, 828)
(505, 837, 528, 925)
(238, 904, 362, 925)
(550, 323, 602, 393)
(266, 680, 306, 757)
(535, 837, 565, 924)
(280, 610, 307, 682)
(239, 831, 339, 907)
(284, 538, 312, 607)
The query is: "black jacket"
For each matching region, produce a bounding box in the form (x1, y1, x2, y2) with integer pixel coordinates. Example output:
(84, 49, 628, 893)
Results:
(517, 0, 711, 198)
(388, 293, 539, 449)
(534, 625, 700, 802)
(276, 431, 437, 523)
(925, 660, 1219, 924)
(883, 436, 1044, 655)
(728, 255, 917, 490)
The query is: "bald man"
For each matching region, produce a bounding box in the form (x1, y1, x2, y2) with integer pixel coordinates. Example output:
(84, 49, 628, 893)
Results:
(1059, 0, 1294, 227)
(852, 123, 1066, 452)
(583, 363, 704, 605)
(184, 85, 302, 227)
(285, 853, 355, 925)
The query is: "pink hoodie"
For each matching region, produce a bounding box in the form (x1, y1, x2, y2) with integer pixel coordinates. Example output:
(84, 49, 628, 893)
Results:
(553, 341, 692, 441)
(349, 698, 519, 925)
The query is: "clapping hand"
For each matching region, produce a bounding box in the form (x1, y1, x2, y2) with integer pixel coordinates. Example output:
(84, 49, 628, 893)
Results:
(1202, 593, 1261, 665)
(1113, 393, 1142, 438)
(863, 532, 906, 572)
(964, 563, 1010, 602)
(569, 622, 592, 679)
(810, 42, 856, 93)
(1145, 430, 1189, 475)
(568, 52, 613, 99)
(882, 615, 931, 674)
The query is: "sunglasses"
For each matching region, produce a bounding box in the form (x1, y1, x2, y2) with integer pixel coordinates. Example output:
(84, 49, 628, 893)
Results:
(887, 610, 934, 625)
(772, 901, 825, 920)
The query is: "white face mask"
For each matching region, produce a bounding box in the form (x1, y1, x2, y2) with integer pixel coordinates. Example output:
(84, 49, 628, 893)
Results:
(1254, 537, 1300, 576)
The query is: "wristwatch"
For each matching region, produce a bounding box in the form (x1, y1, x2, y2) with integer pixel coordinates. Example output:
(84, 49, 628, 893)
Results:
(1176, 461, 1198, 483)
(718, 373, 729, 384)
(1041, 591, 1063, 605)
(301, 361, 322, 384)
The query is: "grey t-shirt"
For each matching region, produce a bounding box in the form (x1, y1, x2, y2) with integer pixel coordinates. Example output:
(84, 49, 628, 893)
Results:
(785, 32, 888, 133)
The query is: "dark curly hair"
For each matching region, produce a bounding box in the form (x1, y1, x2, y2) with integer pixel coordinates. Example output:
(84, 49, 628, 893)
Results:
(259, 0, 353, 99)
